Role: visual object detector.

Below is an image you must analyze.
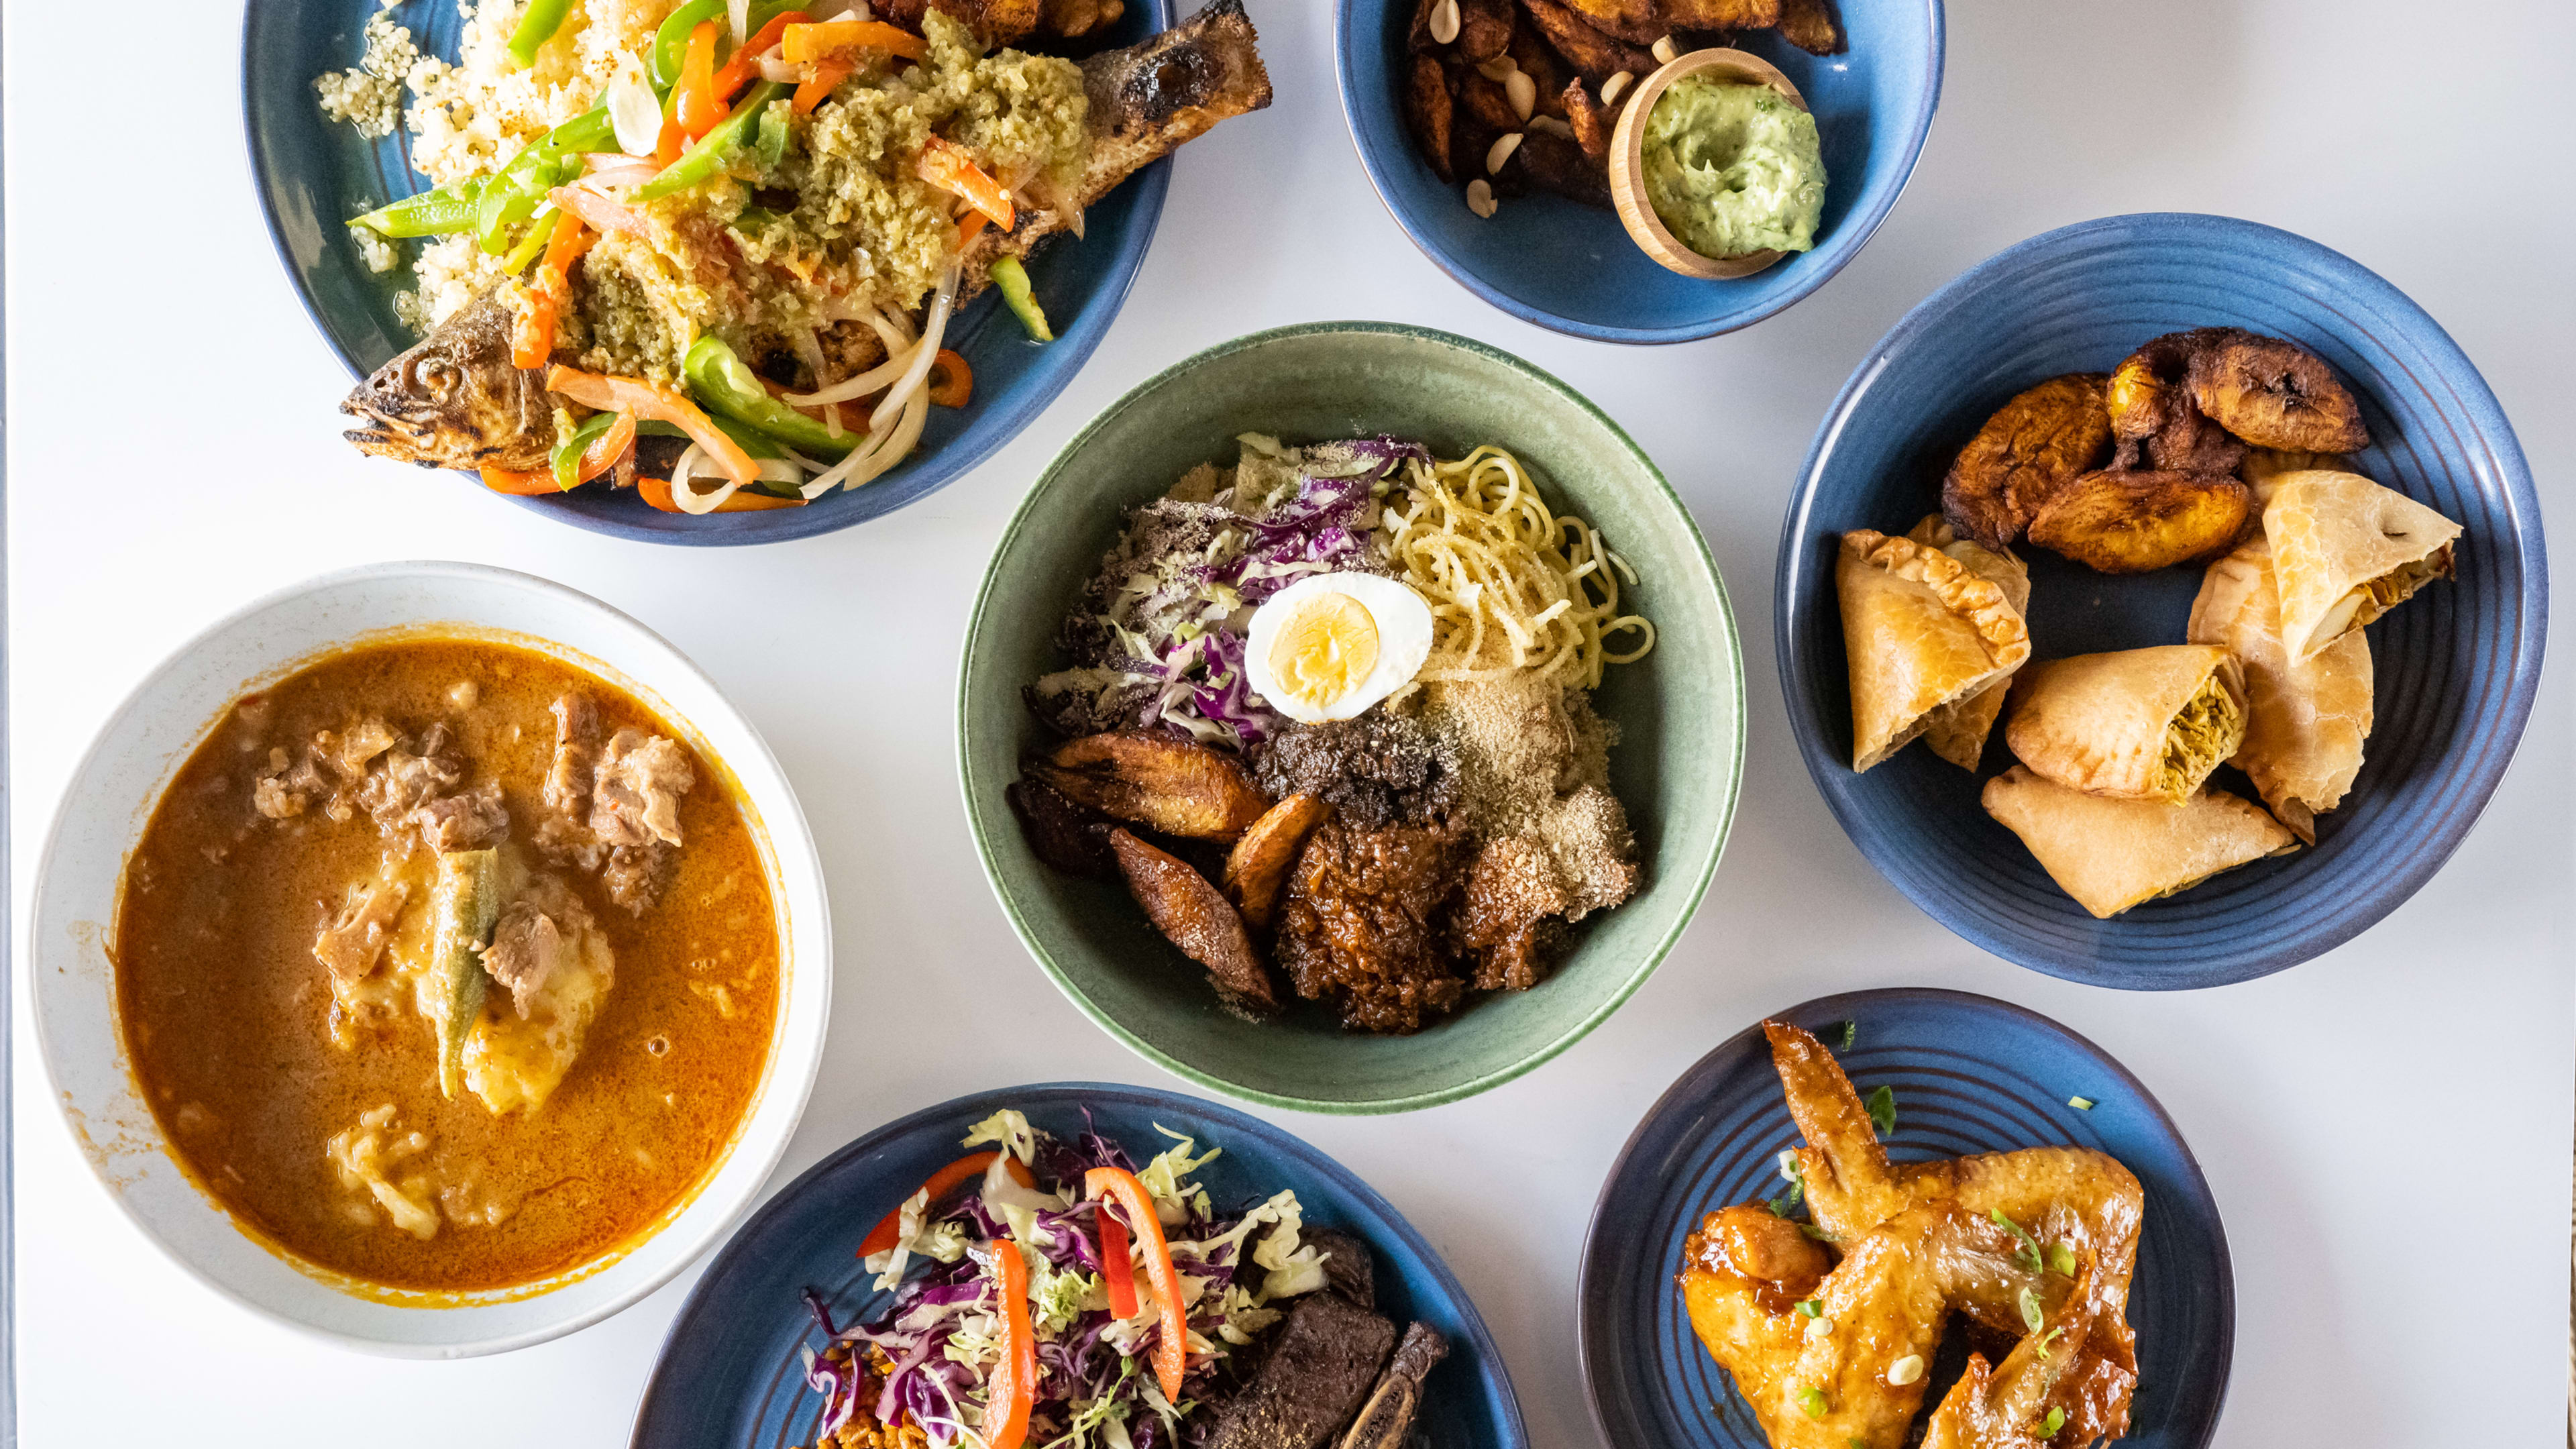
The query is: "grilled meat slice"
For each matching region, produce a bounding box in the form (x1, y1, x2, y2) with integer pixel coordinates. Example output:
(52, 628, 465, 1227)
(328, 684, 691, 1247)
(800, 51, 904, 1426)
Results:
(1336, 1322, 1450, 1449)
(1203, 1294, 1399, 1449)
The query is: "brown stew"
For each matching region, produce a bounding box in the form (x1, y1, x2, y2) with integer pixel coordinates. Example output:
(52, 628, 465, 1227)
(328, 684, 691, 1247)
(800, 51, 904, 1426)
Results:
(114, 637, 779, 1292)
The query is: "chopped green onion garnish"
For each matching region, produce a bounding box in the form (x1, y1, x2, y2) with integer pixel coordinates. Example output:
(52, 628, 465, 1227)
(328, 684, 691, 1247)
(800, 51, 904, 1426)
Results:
(2017, 1285, 2043, 1334)
(1794, 1299, 1822, 1318)
(1835, 1020, 1857, 1050)
(1767, 1152, 1807, 1217)
(1990, 1208, 2043, 1273)
(2047, 1241, 2078, 1277)
(1797, 1387, 1828, 1420)
(1864, 1085, 1897, 1138)
(1796, 1223, 1835, 1243)
(2068, 1095, 2094, 1110)
(2033, 1326, 2063, 1361)
(2040, 1407, 2066, 1438)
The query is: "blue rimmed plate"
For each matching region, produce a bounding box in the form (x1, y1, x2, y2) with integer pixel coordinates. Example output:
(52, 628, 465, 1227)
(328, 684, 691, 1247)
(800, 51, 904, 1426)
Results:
(1333, 0, 1941, 343)
(630, 1083, 1526, 1448)
(244, 0, 1173, 545)
(1776, 213, 2548, 987)
(1578, 989, 2231, 1449)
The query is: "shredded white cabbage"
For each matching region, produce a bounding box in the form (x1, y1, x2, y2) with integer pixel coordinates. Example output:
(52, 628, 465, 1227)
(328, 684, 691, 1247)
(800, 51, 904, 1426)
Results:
(962, 1109, 1041, 1165)
(1136, 1126, 1219, 1225)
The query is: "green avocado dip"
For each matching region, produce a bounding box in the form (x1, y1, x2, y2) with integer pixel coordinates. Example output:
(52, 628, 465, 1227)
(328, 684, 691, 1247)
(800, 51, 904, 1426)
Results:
(1640, 78, 1828, 260)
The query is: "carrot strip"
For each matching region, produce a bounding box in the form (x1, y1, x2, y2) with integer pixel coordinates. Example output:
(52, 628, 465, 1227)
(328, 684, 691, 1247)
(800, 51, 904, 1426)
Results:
(676, 21, 724, 137)
(547, 364, 760, 483)
(917, 136, 1013, 230)
(480, 462, 561, 496)
(712, 9, 810, 99)
(781, 19, 925, 62)
(575, 413, 638, 484)
(926, 348, 971, 408)
(793, 55, 856, 114)
(638, 475, 807, 512)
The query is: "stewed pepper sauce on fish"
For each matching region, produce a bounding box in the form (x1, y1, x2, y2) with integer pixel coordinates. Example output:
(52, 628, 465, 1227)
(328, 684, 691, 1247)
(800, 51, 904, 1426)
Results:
(114, 639, 778, 1291)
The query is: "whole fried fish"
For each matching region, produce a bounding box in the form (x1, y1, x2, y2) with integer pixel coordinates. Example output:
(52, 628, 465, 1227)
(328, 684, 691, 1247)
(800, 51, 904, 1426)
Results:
(343, 0, 1271, 474)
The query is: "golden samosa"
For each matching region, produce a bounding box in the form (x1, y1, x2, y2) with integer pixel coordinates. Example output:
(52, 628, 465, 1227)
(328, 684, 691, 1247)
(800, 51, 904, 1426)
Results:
(2188, 536, 2373, 843)
(2261, 469, 2461, 663)
(2004, 645, 2247, 804)
(1836, 530, 2031, 772)
(1982, 766, 2298, 918)
(1904, 516, 2031, 770)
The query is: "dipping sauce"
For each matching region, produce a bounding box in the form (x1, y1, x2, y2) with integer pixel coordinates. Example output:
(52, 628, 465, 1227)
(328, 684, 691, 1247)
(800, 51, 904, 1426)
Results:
(114, 637, 778, 1292)
(1640, 77, 1828, 259)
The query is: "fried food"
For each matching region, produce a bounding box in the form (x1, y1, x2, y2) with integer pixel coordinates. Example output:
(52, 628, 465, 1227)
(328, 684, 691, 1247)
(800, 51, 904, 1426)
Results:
(1519, 0, 1656, 85)
(1403, 54, 1456, 182)
(1030, 731, 1273, 841)
(2005, 645, 2248, 804)
(2024, 468, 2252, 574)
(1983, 766, 2298, 918)
(1837, 530, 2032, 772)
(1456, 0, 1517, 60)
(1903, 517, 2030, 770)
(1682, 1022, 2145, 1448)
(1562, 78, 1614, 160)
(1036, 0, 1125, 37)
(2260, 468, 2461, 662)
(1006, 777, 1120, 877)
(1108, 828, 1279, 1016)
(2186, 328, 2369, 453)
(2187, 536, 2373, 843)
(1508, 129, 1613, 207)
(1222, 793, 1332, 932)
(1939, 374, 2112, 548)
(1774, 0, 1845, 53)
(2104, 331, 2206, 466)
(1556, 0, 1782, 46)
(1509, 17, 1572, 118)
(2237, 446, 2344, 500)
(1273, 817, 1470, 1034)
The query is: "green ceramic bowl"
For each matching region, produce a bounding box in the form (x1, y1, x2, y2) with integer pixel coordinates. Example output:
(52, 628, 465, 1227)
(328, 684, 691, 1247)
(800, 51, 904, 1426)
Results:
(959, 323, 1743, 1113)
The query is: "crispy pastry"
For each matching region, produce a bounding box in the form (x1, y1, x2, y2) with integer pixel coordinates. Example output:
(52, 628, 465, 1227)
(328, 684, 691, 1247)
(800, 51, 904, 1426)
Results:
(2237, 445, 2345, 501)
(2004, 645, 2247, 804)
(2261, 469, 2461, 663)
(2024, 469, 2252, 574)
(1940, 374, 2113, 548)
(2186, 328, 2369, 453)
(1982, 765, 2297, 918)
(1902, 517, 2031, 770)
(2188, 537, 2373, 843)
(1835, 530, 2033, 772)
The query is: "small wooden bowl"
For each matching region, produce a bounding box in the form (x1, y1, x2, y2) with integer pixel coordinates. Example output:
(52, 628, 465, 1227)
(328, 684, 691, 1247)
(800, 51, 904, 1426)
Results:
(1607, 48, 1812, 281)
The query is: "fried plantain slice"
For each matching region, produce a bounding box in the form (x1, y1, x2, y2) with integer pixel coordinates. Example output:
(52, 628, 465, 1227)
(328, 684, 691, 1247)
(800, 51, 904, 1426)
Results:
(1220, 792, 1331, 932)
(1520, 0, 1655, 84)
(1403, 53, 1456, 182)
(1774, 0, 1844, 53)
(1108, 829, 1279, 1017)
(2025, 469, 2253, 574)
(1006, 777, 1120, 877)
(1939, 373, 2113, 548)
(1030, 731, 1273, 841)
(1561, 78, 1613, 159)
(1553, 0, 1780, 45)
(2186, 328, 2370, 453)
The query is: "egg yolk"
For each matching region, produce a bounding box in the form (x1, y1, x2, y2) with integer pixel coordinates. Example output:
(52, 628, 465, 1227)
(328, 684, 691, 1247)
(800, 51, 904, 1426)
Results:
(1267, 594, 1382, 710)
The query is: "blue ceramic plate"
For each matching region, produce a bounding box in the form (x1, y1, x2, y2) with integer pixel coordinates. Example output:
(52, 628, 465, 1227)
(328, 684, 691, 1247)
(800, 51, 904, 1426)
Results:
(1777, 213, 2549, 987)
(631, 1083, 1527, 1448)
(1578, 989, 2231, 1449)
(1334, 0, 1941, 343)
(244, 0, 1172, 546)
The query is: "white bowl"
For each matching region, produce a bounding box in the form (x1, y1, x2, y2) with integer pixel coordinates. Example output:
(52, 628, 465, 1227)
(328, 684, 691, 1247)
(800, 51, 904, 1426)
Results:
(27, 562, 833, 1357)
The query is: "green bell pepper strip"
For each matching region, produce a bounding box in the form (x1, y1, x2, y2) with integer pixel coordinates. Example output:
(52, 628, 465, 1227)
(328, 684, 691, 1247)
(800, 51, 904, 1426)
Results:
(475, 106, 619, 254)
(509, 0, 574, 65)
(652, 0, 730, 88)
(500, 207, 559, 274)
(352, 179, 485, 238)
(633, 84, 791, 201)
(553, 410, 622, 490)
(683, 335, 858, 459)
(755, 103, 792, 173)
(988, 256, 1054, 343)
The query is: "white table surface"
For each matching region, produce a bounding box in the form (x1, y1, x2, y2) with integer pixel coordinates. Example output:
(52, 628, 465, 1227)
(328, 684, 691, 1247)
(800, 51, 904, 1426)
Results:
(10, 0, 2572, 1442)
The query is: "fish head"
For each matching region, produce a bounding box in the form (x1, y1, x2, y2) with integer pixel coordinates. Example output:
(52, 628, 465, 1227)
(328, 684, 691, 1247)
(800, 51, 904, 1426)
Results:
(340, 292, 554, 472)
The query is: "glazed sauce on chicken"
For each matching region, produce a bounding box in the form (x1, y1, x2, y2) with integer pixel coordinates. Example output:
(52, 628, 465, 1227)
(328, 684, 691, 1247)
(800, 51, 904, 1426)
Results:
(113, 638, 777, 1292)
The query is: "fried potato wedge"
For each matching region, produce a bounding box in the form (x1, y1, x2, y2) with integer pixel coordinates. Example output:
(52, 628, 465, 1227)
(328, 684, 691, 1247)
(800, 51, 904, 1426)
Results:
(1006, 777, 1120, 877)
(1220, 792, 1331, 932)
(1940, 373, 2112, 548)
(1555, 0, 1780, 45)
(1562, 78, 1613, 158)
(2186, 328, 2370, 453)
(1108, 829, 1279, 1017)
(1521, 0, 1654, 84)
(2026, 470, 2252, 574)
(1403, 54, 1456, 182)
(1456, 0, 1515, 60)
(1774, 0, 1844, 53)
(1509, 14, 1572, 117)
(1036, 0, 1122, 38)
(1507, 127, 1611, 207)
(1031, 731, 1272, 841)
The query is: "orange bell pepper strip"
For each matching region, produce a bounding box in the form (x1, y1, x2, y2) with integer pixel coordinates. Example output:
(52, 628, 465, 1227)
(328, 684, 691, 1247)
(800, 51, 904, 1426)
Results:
(955, 209, 989, 251)
(792, 54, 857, 114)
(927, 349, 972, 408)
(480, 463, 561, 495)
(575, 413, 638, 485)
(984, 1240, 1038, 1449)
(916, 136, 1013, 230)
(675, 21, 724, 137)
(1085, 1167, 1187, 1403)
(637, 474, 808, 512)
(510, 211, 596, 369)
(782, 19, 926, 62)
(855, 1151, 1039, 1258)
(1096, 1201, 1140, 1320)
(712, 9, 810, 99)
(547, 364, 759, 483)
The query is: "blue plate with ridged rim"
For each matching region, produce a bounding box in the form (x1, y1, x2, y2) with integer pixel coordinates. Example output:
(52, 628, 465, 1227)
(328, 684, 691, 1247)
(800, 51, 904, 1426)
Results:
(242, 0, 1176, 546)
(1577, 988, 2231, 1449)
(1776, 212, 2548, 987)
(1333, 0, 1941, 343)
(629, 1083, 1526, 1449)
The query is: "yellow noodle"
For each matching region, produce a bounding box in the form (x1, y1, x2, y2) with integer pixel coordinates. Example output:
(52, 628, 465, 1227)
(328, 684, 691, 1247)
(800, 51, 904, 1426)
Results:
(1380, 445, 1654, 691)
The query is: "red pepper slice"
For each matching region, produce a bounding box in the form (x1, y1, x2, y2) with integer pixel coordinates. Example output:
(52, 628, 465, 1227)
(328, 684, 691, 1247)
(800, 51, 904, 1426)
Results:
(711, 9, 810, 100)
(855, 1151, 1037, 1259)
(985, 1238, 1037, 1449)
(1097, 1202, 1139, 1320)
(1085, 1167, 1187, 1403)
(675, 21, 724, 138)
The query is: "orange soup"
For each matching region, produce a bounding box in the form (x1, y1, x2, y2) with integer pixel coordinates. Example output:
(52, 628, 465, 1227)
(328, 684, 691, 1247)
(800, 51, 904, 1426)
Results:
(114, 638, 778, 1291)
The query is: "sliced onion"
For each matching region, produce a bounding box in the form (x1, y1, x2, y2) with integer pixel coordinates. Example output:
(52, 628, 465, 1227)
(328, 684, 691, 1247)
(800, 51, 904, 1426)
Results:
(785, 338, 919, 406)
(728, 0, 751, 44)
(666, 445, 741, 514)
(581, 154, 661, 189)
(759, 52, 806, 83)
(869, 265, 957, 433)
(605, 68, 664, 156)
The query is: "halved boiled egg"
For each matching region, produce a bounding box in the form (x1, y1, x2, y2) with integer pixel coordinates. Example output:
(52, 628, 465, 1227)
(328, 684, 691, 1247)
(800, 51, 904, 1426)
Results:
(1244, 572, 1436, 724)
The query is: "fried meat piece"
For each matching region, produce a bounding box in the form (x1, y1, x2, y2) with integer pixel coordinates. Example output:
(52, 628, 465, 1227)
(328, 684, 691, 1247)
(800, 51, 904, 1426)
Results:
(1273, 816, 1470, 1034)
(2025, 469, 2253, 574)
(1507, 128, 1611, 207)
(1007, 777, 1121, 877)
(1940, 374, 2114, 547)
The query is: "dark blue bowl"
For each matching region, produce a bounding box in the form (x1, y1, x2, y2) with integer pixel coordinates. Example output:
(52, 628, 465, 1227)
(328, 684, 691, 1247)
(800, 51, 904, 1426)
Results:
(1579, 988, 2232, 1449)
(244, 0, 1171, 545)
(1777, 213, 2549, 987)
(1334, 0, 1941, 343)
(630, 1083, 1527, 1449)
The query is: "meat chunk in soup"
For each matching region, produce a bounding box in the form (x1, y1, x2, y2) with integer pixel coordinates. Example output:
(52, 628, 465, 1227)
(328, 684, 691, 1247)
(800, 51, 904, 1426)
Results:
(535, 694, 694, 913)
(462, 875, 615, 1114)
(592, 729, 694, 848)
(313, 879, 411, 985)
